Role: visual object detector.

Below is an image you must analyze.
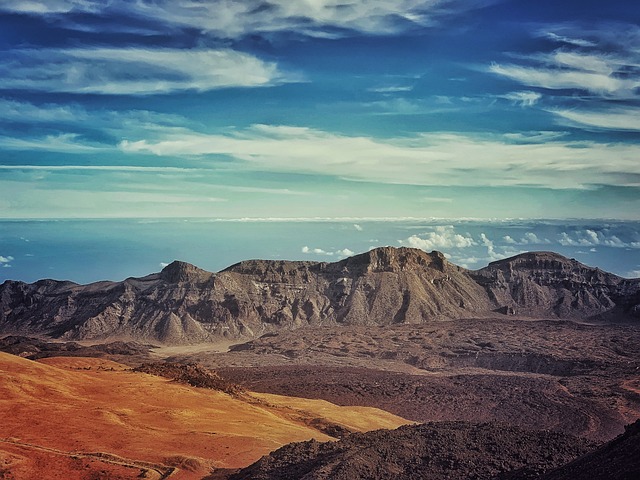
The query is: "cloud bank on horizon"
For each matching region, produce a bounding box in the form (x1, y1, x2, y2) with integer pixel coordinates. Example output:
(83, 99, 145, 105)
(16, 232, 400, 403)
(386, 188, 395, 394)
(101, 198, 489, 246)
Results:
(0, 0, 639, 219)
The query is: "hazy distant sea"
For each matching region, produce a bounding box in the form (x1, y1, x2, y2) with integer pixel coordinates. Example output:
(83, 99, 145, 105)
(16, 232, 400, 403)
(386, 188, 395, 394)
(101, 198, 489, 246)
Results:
(1, 219, 639, 284)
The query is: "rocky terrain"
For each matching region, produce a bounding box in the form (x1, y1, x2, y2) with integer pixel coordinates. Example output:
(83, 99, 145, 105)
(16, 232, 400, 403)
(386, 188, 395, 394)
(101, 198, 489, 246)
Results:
(224, 421, 595, 480)
(216, 419, 640, 480)
(0, 334, 153, 364)
(1, 247, 639, 479)
(1, 248, 638, 344)
(133, 361, 244, 395)
(542, 419, 640, 480)
(180, 319, 640, 443)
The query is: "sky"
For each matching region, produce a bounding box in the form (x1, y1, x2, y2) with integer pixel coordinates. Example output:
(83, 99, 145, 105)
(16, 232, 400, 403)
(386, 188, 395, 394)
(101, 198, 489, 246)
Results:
(0, 1, 639, 282)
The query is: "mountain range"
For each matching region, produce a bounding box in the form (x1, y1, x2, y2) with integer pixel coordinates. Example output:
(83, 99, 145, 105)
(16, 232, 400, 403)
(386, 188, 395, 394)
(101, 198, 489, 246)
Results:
(1, 247, 638, 344)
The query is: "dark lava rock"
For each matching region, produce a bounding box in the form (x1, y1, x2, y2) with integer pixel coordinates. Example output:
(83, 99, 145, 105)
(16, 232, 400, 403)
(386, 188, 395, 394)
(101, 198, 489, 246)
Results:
(0, 335, 152, 360)
(228, 421, 594, 480)
(541, 419, 640, 480)
(133, 362, 243, 395)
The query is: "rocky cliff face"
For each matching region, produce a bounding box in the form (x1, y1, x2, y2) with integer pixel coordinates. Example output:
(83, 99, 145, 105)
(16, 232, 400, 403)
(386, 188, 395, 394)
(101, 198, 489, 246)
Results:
(0, 248, 638, 344)
(471, 252, 640, 320)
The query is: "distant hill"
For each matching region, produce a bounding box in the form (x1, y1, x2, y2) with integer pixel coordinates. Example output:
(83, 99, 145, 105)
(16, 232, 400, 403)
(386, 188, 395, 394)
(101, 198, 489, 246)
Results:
(1, 247, 638, 344)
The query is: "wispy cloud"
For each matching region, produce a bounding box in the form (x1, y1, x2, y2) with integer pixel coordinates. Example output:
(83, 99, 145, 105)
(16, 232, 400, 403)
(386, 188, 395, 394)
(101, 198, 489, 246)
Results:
(490, 62, 638, 98)
(1, 1, 495, 38)
(0, 165, 199, 172)
(0, 48, 294, 95)
(490, 23, 640, 99)
(368, 85, 414, 94)
(0, 99, 87, 123)
(0, 0, 95, 14)
(551, 107, 640, 132)
(543, 32, 596, 48)
(0, 134, 107, 153)
(501, 91, 542, 107)
(0, 99, 187, 129)
(119, 123, 640, 190)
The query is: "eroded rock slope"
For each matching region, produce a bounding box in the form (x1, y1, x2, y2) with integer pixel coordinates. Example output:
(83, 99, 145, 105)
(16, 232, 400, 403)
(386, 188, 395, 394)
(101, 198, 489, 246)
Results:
(1, 248, 638, 343)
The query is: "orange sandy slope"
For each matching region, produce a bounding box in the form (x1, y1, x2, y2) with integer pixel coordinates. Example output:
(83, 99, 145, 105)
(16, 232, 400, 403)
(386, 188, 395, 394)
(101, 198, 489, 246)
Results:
(0, 353, 411, 479)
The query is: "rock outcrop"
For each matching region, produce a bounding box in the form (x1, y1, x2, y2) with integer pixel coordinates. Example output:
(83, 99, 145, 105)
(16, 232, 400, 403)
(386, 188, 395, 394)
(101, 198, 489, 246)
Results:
(541, 419, 640, 480)
(471, 252, 640, 321)
(227, 421, 594, 480)
(0, 248, 638, 344)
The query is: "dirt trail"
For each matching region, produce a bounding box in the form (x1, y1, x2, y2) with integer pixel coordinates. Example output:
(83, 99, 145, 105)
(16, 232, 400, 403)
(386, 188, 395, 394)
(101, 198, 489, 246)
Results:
(0, 438, 175, 479)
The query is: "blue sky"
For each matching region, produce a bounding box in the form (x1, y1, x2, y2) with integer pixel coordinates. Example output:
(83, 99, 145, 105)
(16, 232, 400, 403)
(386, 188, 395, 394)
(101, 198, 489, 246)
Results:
(1, 219, 639, 282)
(0, 2, 639, 282)
(0, 0, 638, 220)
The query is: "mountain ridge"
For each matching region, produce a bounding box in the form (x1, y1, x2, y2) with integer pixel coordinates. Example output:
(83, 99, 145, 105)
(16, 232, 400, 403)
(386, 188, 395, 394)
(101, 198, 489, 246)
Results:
(1, 247, 638, 344)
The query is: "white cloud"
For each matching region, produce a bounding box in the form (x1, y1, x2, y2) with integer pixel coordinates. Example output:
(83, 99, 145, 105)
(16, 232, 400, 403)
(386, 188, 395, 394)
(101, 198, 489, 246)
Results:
(354, 224, 363, 231)
(0, 99, 85, 123)
(0, 134, 107, 153)
(490, 23, 640, 99)
(558, 229, 640, 248)
(502, 232, 551, 245)
(420, 196, 453, 203)
(123, 0, 442, 37)
(502, 91, 542, 107)
(368, 85, 414, 93)
(447, 238, 524, 269)
(0, 99, 200, 153)
(401, 226, 475, 251)
(490, 62, 638, 98)
(119, 123, 640, 190)
(0, 99, 187, 131)
(0, 255, 14, 263)
(302, 246, 354, 257)
(480, 233, 505, 262)
(0, 165, 198, 173)
(502, 131, 569, 143)
(543, 32, 596, 48)
(552, 107, 640, 132)
(0, 48, 294, 95)
(1, 1, 494, 38)
(0, 0, 95, 14)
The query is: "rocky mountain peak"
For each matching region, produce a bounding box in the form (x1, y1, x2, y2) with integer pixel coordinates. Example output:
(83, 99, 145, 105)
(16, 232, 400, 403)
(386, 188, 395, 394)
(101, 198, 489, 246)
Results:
(159, 261, 212, 284)
(487, 251, 581, 272)
(1, 248, 638, 345)
(224, 259, 317, 276)
(335, 246, 450, 274)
